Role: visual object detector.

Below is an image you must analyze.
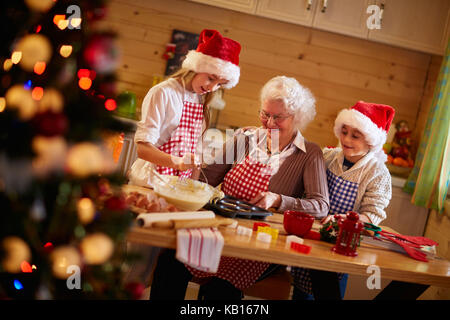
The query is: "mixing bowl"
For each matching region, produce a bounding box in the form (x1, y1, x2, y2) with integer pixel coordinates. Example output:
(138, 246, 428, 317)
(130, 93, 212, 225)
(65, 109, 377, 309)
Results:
(283, 210, 314, 237)
(152, 175, 220, 211)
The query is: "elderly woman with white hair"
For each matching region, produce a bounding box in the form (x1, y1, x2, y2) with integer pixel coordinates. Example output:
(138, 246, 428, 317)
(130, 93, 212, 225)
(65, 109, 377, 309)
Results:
(149, 76, 330, 300)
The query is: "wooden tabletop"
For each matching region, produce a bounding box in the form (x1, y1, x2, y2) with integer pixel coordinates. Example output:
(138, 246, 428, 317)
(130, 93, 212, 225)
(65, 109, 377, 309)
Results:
(126, 212, 450, 288)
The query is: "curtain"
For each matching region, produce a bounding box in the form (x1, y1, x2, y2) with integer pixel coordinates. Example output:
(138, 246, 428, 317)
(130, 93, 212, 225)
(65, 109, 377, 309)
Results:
(403, 40, 449, 213)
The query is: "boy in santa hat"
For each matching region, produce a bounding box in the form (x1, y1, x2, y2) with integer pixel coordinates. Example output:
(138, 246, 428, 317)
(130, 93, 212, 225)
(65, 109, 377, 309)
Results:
(129, 29, 241, 187)
(291, 101, 395, 300)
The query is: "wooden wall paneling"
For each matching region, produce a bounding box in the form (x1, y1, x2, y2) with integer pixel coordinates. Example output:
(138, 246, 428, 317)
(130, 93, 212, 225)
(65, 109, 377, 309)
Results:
(115, 0, 428, 84)
(116, 0, 427, 89)
(105, 0, 435, 148)
(239, 64, 419, 126)
(241, 46, 424, 101)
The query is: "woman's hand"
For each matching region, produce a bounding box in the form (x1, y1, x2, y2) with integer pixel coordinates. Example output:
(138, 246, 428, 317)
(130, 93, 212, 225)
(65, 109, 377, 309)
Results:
(249, 191, 281, 210)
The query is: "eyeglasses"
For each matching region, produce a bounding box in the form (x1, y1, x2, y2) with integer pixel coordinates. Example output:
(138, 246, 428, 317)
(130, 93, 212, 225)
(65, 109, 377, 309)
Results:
(259, 110, 293, 123)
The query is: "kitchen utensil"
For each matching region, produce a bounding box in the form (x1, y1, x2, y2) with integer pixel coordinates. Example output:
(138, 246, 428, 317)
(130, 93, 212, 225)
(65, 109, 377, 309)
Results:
(153, 217, 234, 229)
(205, 195, 272, 219)
(283, 210, 314, 237)
(152, 175, 216, 211)
(136, 211, 215, 227)
(363, 222, 438, 262)
(150, 167, 176, 190)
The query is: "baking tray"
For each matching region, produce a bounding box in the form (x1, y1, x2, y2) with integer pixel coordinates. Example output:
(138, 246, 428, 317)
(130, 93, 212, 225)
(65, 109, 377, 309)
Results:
(204, 195, 273, 219)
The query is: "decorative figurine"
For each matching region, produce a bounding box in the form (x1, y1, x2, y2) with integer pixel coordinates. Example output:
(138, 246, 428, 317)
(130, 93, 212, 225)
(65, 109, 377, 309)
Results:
(390, 120, 414, 167)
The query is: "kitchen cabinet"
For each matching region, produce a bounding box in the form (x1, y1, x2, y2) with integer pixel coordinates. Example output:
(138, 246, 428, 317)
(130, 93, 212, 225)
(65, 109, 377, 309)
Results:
(255, 0, 317, 26)
(187, 0, 450, 55)
(256, 0, 373, 39)
(189, 0, 258, 14)
(368, 0, 450, 55)
(312, 0, 372, 39)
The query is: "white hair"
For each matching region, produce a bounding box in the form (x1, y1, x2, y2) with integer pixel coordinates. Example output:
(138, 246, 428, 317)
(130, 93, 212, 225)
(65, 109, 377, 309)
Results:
(260, 76, 316, 130)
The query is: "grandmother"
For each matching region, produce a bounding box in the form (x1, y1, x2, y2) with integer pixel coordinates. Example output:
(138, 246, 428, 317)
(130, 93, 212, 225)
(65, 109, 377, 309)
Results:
(150, 76, 330, 300)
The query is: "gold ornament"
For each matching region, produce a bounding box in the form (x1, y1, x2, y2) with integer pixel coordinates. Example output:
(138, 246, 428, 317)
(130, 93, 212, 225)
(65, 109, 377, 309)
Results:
(15, 34, 52, 72)
(77, 198, 96, 224)
(80, 233, 114, 265)
(50, 246, 82, 279)
(5, 84, 37, 120)
(1, 236, 31, 273)
(25, 0, 55, 12)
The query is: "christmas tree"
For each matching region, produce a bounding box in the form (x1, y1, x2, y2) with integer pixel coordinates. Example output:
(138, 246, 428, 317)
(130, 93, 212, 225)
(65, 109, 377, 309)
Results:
(0, 0, 142, 299)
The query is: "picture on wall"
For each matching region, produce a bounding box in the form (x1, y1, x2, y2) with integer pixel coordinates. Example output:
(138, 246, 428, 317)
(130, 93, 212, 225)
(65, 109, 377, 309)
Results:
(164, 29, 199, 76)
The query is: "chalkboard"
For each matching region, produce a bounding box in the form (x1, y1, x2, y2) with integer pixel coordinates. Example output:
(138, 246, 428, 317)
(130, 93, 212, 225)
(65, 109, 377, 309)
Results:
(164, 29, 199, 76)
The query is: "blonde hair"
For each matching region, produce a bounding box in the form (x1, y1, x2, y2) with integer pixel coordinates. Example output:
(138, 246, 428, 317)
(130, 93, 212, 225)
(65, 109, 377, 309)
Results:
(169, 68, 224, 133)
(260, 76, 316, 131)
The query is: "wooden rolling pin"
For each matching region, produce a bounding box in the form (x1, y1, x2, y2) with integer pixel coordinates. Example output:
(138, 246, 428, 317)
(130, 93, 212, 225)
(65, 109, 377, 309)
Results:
(136, 211, 215, 227)
(153, 218, 235, 229)
(136, 211, 235, 229)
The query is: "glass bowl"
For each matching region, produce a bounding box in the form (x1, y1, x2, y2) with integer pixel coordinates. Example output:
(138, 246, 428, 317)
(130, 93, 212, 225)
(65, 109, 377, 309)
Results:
(152, 175, 220, 211)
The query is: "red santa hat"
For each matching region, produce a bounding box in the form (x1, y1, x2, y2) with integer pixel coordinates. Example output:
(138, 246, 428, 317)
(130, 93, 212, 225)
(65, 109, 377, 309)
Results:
(334, 101, 395, 161)
(182, 29, 241, 89)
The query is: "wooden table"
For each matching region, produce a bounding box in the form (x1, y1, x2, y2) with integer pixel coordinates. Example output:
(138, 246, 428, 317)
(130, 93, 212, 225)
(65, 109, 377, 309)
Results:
(126, 212, 450, 289)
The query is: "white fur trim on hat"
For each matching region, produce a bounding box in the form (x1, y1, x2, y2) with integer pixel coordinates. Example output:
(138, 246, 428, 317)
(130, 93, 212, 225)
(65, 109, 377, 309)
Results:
(334, 108, 387, 154)
(182, 50, 240, 89)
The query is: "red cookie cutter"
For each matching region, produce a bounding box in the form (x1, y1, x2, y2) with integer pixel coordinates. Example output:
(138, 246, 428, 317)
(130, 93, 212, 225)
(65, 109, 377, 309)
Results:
(253, 222, 270, 231)
(290, 242, 311, 254)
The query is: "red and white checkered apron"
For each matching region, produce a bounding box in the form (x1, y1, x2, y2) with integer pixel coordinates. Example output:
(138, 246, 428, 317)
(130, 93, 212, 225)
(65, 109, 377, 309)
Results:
(187, 154, 272, 290)
(156, 100, 203, 178)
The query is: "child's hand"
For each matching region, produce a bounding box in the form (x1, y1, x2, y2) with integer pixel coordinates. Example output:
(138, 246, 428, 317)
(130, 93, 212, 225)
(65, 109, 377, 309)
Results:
(174, 153, 199, 171)
(320, 213, 371, 224)
(320, 214, 346, 225)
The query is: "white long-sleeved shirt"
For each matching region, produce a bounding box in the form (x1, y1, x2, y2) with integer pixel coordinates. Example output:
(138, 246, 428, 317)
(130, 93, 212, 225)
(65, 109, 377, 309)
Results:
(128, 78, 202, 187)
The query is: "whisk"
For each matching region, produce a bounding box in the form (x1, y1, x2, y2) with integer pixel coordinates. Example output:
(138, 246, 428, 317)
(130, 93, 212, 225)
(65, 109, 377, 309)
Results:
(150, 167, 176, 190)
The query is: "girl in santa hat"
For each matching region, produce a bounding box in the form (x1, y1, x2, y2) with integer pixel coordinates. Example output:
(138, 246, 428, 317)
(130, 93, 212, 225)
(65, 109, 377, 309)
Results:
(128, 29, 241, 187)
(124, 29, 240, 286)
(291, 101, 395, 300)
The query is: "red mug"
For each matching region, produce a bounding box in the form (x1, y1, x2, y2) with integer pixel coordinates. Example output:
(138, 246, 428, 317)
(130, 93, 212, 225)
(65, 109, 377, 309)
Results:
(283, 210, 314, 237)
